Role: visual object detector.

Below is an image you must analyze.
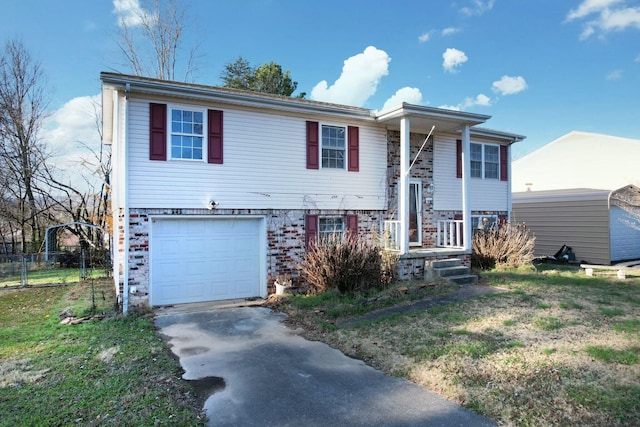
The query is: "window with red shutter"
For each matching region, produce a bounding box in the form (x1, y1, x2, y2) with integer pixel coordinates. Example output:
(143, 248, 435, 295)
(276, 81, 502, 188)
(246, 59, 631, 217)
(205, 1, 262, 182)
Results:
(306, 121, 319, 169)
(208, 109, 223, 164)
(500, 145, 508, 181)
(346, 214, 358, 238)
(347, 126, 359, 172)
(149, 103, 167, 161)
(305, 215, 318, 251)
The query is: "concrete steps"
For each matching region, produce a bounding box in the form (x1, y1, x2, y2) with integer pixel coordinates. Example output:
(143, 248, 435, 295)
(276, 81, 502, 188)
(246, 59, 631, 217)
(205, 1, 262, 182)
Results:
(424, 258, 477, 285)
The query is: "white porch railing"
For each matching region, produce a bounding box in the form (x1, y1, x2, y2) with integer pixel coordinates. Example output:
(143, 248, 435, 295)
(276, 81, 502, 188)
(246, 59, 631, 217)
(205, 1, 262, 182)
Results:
(383, 219, 465, 251)
(382, 220, 401, 251)
(436, 220, 464, 248)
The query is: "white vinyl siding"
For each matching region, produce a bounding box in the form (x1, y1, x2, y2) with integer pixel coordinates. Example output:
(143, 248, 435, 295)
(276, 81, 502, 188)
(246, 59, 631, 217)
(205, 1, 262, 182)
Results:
(433, 135, 509, 212)
(125, 98, 387, 210)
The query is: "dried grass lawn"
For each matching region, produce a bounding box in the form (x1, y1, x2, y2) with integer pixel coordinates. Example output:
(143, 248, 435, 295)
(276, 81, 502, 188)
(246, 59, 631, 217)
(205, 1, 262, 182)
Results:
(282, 266, 640, 426)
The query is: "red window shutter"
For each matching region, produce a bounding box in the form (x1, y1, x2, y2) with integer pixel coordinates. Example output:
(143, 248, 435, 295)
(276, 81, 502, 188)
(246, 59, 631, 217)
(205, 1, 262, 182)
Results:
(500, 145, 508, 181)
(208, 110, 223, 164)
(306, 121, 319, 169)
(305, 215, 318, 251)
(346, 214, 358, 238)
(149, 103, 167, 161)
(456, 139, 462, 178)
(347, 126, 359, 172)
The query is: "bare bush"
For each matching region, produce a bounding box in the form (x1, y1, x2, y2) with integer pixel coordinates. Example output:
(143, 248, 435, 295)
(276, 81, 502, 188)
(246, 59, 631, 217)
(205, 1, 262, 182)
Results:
(300, 233, 395, 294)
(472, 222, 535, 270)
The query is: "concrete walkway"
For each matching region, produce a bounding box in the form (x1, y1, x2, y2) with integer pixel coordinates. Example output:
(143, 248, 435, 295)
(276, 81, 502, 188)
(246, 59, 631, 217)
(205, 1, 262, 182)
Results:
(155, 306, 496, 427)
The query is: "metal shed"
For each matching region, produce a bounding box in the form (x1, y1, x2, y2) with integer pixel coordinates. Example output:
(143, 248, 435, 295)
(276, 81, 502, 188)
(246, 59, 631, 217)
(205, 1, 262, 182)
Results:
(512, 185, 640, 265)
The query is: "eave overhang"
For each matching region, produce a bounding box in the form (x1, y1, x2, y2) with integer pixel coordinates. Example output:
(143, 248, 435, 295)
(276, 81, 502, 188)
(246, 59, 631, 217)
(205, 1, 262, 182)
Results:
(100, 72, 376, 123)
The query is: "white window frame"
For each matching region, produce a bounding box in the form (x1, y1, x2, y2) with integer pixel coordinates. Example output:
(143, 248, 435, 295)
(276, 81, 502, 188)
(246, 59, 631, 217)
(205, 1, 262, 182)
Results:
(168, 104, 207, 162)
(320, 123, 347, 170)
(318, 216, 345, 241)
(470, 142, 500, 180)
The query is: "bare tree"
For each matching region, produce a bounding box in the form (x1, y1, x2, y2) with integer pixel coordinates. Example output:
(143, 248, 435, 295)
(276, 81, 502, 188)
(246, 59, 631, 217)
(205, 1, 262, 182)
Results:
(0, 38, 50, 253)
(115, 0, 199, 81)
(35, 99, 112, 255)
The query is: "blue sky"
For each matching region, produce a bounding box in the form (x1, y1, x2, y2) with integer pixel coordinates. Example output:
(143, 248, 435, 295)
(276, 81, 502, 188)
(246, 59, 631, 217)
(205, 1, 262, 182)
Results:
(1, 0, 639, 166)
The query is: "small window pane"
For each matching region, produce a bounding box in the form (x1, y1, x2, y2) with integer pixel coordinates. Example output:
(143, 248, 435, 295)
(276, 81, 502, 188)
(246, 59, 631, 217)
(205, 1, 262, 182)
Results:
(470, 143, 482, 161)
(471, 161, 482, 178)
(485, 163, 498, 179)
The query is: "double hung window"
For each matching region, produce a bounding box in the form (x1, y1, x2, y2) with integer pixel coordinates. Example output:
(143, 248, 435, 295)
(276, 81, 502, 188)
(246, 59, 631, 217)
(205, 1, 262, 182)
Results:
(318, 217, 345, 241)
(170, 108, 204, 160)
(321, 125, 346, 169)
(470, 143, 500, 179)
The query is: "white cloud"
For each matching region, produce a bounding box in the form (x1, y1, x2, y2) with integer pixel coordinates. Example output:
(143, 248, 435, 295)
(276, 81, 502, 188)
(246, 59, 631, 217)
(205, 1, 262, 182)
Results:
(442, 27, 461, 36)
(439, 94, 491, 111)
(461, 0, 495, 16)
(418, 31, 432, 43)
(310, 46, 391, 107)
(43, 95, 102, 171)
(113, 0, 154, 27)
(381, 87, 424, 111)
(566, 0, 624, 20)
(565, 0, 640, 39)
(606, 69, 624, 80)
(492, 75, 528, 95)
(442, 48, 468, 73)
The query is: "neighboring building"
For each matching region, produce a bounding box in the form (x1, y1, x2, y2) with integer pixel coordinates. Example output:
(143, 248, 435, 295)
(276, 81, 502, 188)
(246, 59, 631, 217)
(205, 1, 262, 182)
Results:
(512, 131, 640, 193)
(512, 185, 640, 265)
(101, 72, 524, 311)
(511, 131, 640, 265)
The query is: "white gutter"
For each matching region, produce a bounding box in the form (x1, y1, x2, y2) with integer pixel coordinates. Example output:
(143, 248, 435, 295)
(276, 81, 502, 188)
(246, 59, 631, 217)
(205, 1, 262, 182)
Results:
(100, 72, 375, 123)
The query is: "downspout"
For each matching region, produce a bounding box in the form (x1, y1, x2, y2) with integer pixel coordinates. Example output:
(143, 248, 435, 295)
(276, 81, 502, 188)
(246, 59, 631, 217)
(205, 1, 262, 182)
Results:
(122, 83, 130, 314)
(507, 144, 512, 222)
(461, 125, 472, 252)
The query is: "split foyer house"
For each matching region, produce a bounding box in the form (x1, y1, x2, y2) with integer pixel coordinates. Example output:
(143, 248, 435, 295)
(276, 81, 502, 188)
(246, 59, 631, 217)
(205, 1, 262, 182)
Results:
(101, 72, 524, 311)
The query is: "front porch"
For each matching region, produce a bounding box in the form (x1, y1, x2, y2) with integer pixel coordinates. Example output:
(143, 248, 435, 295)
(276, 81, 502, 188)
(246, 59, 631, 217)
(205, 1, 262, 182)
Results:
(384, 221, 472, 281)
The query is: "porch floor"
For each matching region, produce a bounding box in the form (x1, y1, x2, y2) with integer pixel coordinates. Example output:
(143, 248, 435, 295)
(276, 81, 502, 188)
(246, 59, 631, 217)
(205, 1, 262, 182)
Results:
(402, 247, 469, 259)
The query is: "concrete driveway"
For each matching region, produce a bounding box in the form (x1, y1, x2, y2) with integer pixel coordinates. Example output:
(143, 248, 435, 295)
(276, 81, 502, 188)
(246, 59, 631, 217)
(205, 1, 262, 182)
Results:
(155, 305, 496, 427)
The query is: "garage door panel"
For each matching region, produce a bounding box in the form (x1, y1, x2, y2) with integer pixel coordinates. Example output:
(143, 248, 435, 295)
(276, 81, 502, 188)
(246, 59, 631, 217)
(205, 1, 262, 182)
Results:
(151, 218, 262, 305)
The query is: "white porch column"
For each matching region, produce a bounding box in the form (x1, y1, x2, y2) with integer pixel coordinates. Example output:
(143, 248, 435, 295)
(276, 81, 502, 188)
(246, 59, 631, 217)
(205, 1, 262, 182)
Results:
(461, 124, 472, 252)
(399, 117, 410, 255)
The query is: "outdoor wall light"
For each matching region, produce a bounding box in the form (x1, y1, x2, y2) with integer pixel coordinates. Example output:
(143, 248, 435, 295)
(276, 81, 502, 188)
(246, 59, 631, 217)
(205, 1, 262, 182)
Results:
(426, 182, 435, 194)
(207, 200, 219, 210)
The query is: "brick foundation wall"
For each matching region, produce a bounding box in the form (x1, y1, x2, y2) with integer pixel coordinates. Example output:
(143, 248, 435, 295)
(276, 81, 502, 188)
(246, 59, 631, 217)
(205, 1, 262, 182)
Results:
(115, 208, 384, 307)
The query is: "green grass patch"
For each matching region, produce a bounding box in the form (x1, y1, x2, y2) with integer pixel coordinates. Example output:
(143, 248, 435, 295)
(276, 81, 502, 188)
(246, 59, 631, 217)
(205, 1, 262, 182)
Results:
(599, 307, 624, 317)
(503, 319, 517, 326)
(585, 345, 640, 365)
(560, 299, 584, 310)
(0, 268, 105, 287)
(613, 319, 640, 334)
(0, 280, 204, 426)
(532, 316, 563, 331)
(567, 383, 640, 422)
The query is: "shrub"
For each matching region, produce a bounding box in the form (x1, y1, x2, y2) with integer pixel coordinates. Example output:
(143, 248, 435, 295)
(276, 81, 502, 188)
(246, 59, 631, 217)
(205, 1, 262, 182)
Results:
(472, 222, 535, 270)
(300, 233, 395, 294)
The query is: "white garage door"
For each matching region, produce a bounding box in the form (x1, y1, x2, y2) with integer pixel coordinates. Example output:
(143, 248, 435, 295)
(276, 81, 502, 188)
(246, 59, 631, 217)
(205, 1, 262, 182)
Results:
(150, 217, 263, 306)
(610, 207, 640, 262)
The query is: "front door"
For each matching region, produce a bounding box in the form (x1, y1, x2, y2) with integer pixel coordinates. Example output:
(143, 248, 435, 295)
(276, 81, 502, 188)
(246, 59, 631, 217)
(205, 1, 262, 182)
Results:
(409, 180, 422, 246)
